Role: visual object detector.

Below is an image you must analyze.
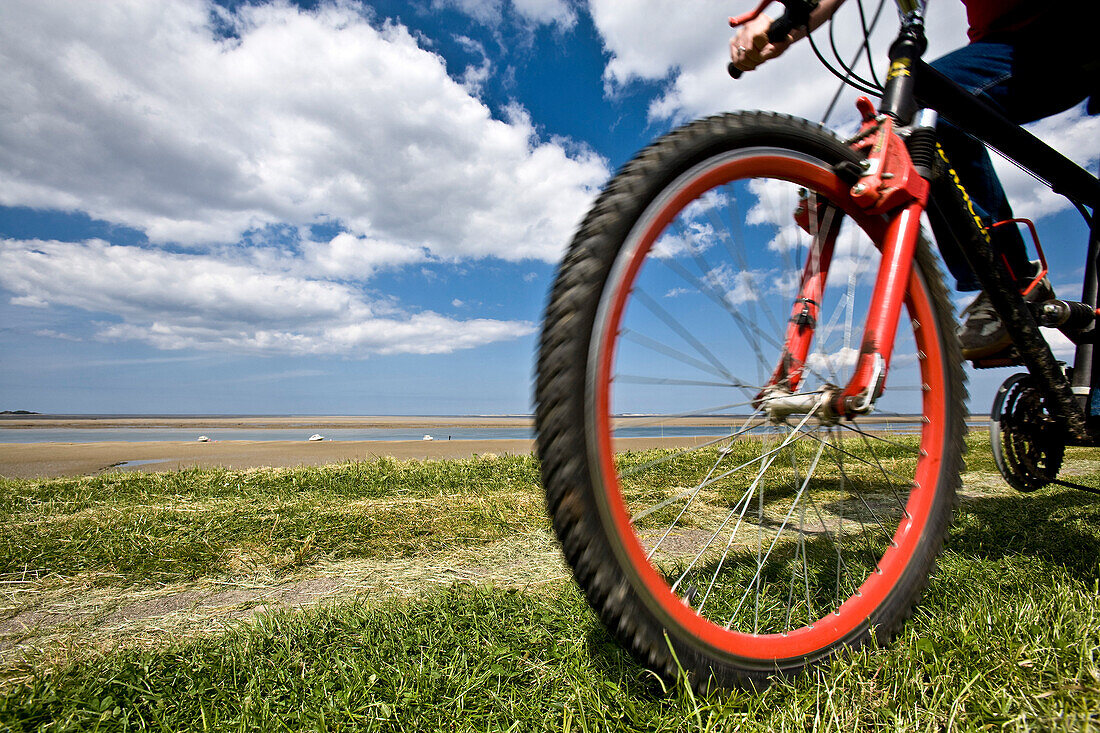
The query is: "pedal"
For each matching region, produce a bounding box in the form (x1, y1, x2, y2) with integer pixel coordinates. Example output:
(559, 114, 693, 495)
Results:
(1032, 299, 1097, 331)
(969, 348, 1022, 369)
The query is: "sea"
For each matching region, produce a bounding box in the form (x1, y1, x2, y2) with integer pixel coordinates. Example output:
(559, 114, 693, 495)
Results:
(0, 414, 987, 444)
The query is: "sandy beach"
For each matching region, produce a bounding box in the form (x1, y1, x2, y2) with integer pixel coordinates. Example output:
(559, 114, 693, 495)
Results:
(0, 437, 723, 479)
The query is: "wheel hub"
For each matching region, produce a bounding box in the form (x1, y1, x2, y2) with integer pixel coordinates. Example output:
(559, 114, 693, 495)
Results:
(760, 387, 840, 426)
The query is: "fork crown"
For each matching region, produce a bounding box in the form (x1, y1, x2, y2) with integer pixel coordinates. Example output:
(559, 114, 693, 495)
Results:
(848, 98, 930, 214)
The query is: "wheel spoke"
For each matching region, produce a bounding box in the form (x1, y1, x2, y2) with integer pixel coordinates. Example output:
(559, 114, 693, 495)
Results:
(813, 289, 854, 385)
(791, 424, 913, 484)
(783, 423, 908, 543)
(632, 288, 744, 386)
(615, 374, 758, 390)
(618, 405, 766, 480)
(821, 430, 894, 571)
(630, 411, 766, 524)
(852, 425, 910, 515)
(617, 401, 760, 430)
(831, 427, 846, 610)
(839, 421, 922, 454)
(673, 428, 784, 594)
(647, 423, 812, 509)
(621, 328, 741, 383)
(714, 187, 784, 335)
(694, 435, 780, 611)
(643, 422, 758, 561)
(668, 405, 822, 595)
(729, 429, 829, 629)
(660, 255, 783, 358)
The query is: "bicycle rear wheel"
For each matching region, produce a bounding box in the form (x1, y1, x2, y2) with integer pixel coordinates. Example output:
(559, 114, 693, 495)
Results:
(535, 113, 965, 688)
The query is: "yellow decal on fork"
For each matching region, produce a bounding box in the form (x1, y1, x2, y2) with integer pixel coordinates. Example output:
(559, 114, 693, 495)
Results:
(887, 58, 912, 80)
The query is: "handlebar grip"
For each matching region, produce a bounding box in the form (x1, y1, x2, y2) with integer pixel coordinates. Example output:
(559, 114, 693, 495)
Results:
(766, 12, 794, 43)
(728, 11, 793, 79)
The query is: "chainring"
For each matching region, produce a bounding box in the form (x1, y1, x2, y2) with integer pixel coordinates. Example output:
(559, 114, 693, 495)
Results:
(989, 373, 1065, 492)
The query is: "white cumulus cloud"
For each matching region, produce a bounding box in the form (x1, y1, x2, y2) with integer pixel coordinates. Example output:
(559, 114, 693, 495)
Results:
(0, 239, 533, 356)
(512, 0, 577, 29)
(993, 108, 1100, 221)
(0, 0, 604, 358)
(434, 0, 577, 29)
(0, 0, 606, 260)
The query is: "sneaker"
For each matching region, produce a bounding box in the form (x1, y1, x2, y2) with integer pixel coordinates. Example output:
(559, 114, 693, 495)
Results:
(959, 269, 1055, 360)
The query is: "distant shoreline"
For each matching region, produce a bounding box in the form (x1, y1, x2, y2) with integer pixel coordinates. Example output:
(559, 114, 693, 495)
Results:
(0, 413, 978, 430)
(0, 436, 705, 480)
(0, 415, 537, 430)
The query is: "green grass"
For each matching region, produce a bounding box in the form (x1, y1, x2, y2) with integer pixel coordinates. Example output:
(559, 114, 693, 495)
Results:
(0, 456, 545, 583)
(2, 438, 1100, 730)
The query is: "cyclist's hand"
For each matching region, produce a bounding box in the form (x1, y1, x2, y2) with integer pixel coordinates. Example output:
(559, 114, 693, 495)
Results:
(729, 13, 794, 73)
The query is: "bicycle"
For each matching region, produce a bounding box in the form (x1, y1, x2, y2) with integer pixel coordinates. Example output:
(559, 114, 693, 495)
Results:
(534, 0, 1100, 688)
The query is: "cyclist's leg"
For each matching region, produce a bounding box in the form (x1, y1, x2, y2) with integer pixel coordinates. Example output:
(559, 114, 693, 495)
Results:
(929, 40, 1094, 282)
(927, 42, 1029, 292)
(927, 40, 1091, 357)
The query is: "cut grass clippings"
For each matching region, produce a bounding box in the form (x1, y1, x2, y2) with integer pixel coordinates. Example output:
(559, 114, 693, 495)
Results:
(1, 437, 1100, 730)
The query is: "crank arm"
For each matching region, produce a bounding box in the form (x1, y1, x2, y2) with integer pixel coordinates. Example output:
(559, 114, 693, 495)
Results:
(1050, 477, 1100, 495)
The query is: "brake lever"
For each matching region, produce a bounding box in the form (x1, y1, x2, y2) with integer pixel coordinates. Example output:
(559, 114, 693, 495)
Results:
(728, 0, 774, 30)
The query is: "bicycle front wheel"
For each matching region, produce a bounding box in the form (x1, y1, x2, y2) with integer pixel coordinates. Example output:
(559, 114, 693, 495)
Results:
(536, 113, 965, 688)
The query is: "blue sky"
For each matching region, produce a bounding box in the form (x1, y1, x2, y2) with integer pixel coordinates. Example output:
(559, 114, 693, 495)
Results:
(1, 0, 1096, 415)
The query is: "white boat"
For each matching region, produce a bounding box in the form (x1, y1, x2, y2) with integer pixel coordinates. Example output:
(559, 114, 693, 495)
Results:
(308, 434, 325, 441)
(197, 435, 210, 442)
(422, 434, 434, 441)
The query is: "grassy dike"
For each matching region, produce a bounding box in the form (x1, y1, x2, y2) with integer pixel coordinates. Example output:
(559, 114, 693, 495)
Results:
(1, 438, 1099, 730)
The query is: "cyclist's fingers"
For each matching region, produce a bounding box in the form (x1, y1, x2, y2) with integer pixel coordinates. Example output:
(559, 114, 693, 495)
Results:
(732, 32, 763, 64)
(729, 38, 760, 71)
(729, 13, 773, 71)
(759, 42, 786, 62)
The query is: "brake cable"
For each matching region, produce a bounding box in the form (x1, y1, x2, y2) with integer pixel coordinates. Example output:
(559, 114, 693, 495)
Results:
(816, 0, 888, 125)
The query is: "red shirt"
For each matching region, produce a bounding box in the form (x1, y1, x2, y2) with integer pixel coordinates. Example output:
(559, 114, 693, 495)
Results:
(963, 0, 1046, 41)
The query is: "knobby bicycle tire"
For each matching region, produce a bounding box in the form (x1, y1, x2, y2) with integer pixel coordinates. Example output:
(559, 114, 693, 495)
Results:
(535, 112, 967, 688)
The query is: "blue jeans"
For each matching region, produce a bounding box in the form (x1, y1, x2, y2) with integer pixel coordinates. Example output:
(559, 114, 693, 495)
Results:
(928, 40, 1094, 291)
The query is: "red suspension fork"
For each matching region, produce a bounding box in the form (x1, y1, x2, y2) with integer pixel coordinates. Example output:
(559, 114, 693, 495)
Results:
(766, 195, 842, 394)
(834, 200, 924, 413)
(833, 100, 931, 415)
(762, 97, 932, 419)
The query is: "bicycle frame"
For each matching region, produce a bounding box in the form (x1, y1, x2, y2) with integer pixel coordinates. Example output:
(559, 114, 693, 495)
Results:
(755, 1, 1100, 443)
(913, 60, 1100, 443)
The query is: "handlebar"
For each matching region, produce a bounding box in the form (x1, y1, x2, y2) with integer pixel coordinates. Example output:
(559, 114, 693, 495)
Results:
(727, 0, 816, 79)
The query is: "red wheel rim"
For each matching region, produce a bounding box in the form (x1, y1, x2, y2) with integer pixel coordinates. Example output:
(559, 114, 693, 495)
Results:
(590, 153, 947, 662)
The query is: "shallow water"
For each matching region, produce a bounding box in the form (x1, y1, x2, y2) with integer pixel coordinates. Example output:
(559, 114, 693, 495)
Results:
(0, 420, 986, 444)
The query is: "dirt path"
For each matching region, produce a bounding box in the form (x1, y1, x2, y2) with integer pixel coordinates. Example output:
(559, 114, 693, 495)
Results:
(0, 531, 568, 688)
